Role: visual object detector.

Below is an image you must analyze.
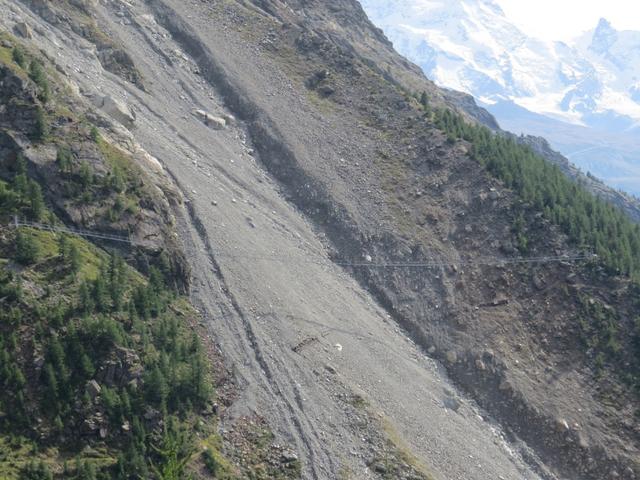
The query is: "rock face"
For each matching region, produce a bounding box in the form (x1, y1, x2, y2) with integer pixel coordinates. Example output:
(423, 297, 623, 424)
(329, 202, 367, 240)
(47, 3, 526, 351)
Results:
(95, 346, 143, 388)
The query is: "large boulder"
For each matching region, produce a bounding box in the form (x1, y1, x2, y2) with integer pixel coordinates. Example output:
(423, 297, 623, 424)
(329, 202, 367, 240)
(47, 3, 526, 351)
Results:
(100, 95, 136, 127)
(193, 109, 226, 130)
(14, 22, 33, 39)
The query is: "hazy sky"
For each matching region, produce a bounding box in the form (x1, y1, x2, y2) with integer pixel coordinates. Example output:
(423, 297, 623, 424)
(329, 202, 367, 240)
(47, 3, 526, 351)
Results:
(496, 0, 640, 41)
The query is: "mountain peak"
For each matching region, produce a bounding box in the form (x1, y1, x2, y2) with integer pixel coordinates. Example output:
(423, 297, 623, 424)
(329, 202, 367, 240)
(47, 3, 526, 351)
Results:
(477, 0, 505, 15)
(590, 17, 617, 53)
(596, 17, 613, 30)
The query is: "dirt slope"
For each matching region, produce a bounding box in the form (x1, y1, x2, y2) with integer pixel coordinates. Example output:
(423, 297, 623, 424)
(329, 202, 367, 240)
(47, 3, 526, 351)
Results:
(2, 0, 638, 479)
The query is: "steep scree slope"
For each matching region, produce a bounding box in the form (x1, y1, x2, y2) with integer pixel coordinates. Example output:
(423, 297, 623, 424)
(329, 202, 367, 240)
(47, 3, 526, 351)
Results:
(2, 0, 639, 479)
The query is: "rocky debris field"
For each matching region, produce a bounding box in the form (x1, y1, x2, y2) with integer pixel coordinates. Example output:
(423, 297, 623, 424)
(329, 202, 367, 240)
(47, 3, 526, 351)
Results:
(1, 0, 638, 479)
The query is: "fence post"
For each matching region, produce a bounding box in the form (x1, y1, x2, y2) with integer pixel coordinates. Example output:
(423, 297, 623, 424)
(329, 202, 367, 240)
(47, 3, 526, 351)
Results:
(14, 215, 18, 228)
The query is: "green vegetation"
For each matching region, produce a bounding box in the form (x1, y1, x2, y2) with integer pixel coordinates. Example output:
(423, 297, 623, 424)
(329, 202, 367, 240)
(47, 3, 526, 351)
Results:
(421, 102, 640, 392)
(576, 289, 640, 392)
(12, 46, 26, 68)
(0, 170, 219, 478)
(90, 126, 100, 143)
(0, 30, 300, 480)
(29, 59, 50, 103)
(427, 105, 640, 280)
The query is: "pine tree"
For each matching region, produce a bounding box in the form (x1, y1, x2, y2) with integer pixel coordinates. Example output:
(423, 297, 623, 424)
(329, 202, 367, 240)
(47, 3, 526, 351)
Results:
(12, 46, 26, 68)
(32, 107, 48, 141)
(79, 161, 93, 191)
(58, 234, 70, 259)
(43, 362, 58, 401)
(19, 460, 53, 480)
(29, 60, 50, 103)
(145, 365, 169, 409)
(27, 180, 45, 220)
(79, 281, 94, 315)
(15, 230, 39, 265)
(56, 147, 73, 174)
(93, 268, 109, 313)
(70, 243, 82, 276)
(419, 91, 429, 109)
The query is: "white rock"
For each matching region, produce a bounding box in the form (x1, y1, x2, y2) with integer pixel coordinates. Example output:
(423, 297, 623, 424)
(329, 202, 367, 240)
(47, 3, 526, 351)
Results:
(101, 95, 135, 126)
(221, 113, 236, 124)
(193, 109, 226, 130)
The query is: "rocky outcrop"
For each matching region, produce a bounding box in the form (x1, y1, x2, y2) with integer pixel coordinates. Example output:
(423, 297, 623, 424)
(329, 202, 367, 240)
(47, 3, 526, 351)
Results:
(14, 21, 32, 39)
(193, 109, 226, 130)
(95, 346, 143, 388)
(97, 94, 136, 127)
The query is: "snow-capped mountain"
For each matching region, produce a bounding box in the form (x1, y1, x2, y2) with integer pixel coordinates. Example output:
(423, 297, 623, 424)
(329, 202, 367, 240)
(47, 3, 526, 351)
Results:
(359, 0, 640, 129)
(359, 0, 640, 195)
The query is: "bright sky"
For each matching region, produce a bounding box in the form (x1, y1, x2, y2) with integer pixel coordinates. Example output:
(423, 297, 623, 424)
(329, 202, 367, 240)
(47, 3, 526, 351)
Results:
(496, 0, 640, 41)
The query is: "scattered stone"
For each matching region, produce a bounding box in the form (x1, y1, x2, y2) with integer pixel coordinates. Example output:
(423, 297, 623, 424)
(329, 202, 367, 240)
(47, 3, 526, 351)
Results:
(325, 364, 337, 374)
(578, 432, 589, 449)
(193, 109, 226, 129)
(33, 355, 45, 370)
(533, 275, 545, 290)
(85, 380, 102, 400)
(14, 21, 33, 39)
(498, 379, 511, 391)
(221, 113, 236, 124)
(446, 350, 457, 364)
(373, 463, 387, 474)
(317, 85, 335, 97)
(443, 396, 461, 412)
(281, 451, 298, 463)
(555, 418, 570, 432)
(491, 294, 509, 306)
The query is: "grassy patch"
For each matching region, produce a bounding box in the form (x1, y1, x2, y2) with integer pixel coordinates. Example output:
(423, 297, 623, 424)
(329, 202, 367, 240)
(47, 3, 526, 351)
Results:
(0, 435, 34, 479)
(199, 434, 238, 479)
(0, 32, 28, 79)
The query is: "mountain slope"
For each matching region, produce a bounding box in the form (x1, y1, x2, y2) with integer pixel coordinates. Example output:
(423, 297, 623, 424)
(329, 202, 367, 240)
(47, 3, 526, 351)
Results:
(359, 0, 640, 195)
(1, 0, 639, 479)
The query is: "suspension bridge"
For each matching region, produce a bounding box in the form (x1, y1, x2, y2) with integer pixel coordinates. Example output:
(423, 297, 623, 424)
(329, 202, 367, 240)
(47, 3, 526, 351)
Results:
(9, 216, 133, 244)
(8, 216, 596, 269)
